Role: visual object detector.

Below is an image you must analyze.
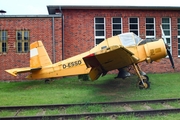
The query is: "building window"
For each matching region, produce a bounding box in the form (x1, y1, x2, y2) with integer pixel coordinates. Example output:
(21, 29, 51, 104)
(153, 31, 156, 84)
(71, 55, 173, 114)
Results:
(16, 30, 29, 53)
(129, 18, 139, 36)
(146, 18, 155, 39)
(0, 30, 7, 53)
(112, 18, 122, 36)
(178, 18, 180, 56)
(162, 18, 171, 53)
(94, 17, 105, 45)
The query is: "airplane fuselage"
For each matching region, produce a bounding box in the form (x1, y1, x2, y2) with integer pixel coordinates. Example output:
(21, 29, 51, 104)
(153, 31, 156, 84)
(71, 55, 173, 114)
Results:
(27, 33, 167, 80)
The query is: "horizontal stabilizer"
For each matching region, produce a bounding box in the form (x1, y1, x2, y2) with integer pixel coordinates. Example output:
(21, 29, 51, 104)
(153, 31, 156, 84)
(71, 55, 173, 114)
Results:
(5, 67, 41, 76)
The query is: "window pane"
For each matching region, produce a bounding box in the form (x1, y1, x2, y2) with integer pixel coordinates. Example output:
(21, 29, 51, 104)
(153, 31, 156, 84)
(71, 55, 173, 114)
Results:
(164, 30, 170, 35)
(178, 31, 180, 35)
(95, 18, 104, 23)
(178, 44, 180, 49)
(113, 24, 121, 29)
(162, 18, 169, 23)
(96, 31, 104, 36)
(113, 18, 121, 23)
(146, 18, 154, 23)
(162, 25, 170, 29)
(2, 31, 6, 41)
(18, 42, 22, 52)
(2, 42, 6, 52)
(130, 24, 138, 29)
(178, 25, 180, 29)
(24, 42, 29, 52)
(17, 31, 22, 40)
(146, 31, 154, 36)
(96, 38, 104, 44)
(146, 25, 154, 29)
(113, 31, 121, 36)
(96, 24, 104, 29)
(130, 18, 137, 23)
(178, 38, 180, 43)
(166, 38, 170, 44)
(178, 18, 180, 23)
(24, 31, 29, 40)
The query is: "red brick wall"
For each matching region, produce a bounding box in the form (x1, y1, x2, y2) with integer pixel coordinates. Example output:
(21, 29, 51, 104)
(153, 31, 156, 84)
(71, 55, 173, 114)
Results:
(1, 8, 180, 81)
(63, 9, 180, 73)
(0, 17, 62, 81)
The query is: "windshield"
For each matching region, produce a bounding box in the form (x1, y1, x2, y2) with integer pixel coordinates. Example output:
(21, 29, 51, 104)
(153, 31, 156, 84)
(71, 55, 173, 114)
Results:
(118, 32, 142, 46)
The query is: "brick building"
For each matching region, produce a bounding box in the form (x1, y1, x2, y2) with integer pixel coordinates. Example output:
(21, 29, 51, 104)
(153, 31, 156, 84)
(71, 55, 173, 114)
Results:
(1, 5, 180, 81)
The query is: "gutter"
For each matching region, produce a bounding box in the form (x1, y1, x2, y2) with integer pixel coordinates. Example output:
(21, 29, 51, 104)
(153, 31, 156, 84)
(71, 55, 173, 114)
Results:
(59, 7, 64, 60)
(52, 17, 55, 63)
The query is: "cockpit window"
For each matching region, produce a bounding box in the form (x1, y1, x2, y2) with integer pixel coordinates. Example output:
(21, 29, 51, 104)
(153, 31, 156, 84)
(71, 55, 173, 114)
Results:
(118, 32, 142, 46)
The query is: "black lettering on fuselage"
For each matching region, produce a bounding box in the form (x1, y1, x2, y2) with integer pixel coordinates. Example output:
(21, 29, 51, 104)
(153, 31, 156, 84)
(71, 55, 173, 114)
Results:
(62, 60, 82, 69)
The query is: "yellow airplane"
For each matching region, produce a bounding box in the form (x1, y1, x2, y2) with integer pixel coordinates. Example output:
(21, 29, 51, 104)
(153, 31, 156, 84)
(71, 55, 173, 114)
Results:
(5, 26, 174, 89)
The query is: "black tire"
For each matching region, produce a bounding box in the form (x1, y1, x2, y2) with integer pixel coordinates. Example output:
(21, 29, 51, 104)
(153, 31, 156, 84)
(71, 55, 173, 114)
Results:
(138, 80, 150, 89)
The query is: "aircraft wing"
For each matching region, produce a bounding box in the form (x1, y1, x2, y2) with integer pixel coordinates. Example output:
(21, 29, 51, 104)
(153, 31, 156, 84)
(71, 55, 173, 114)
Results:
(5, 67, 41, 76)
(83, 45, 139, 80)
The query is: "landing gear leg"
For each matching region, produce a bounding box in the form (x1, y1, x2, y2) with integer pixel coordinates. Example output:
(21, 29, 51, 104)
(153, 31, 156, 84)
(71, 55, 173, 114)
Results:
(132, 64, 150, 89)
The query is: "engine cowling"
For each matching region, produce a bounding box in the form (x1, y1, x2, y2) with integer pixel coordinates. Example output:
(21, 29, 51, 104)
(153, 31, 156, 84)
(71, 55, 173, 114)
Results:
(144, 38, 167, 63)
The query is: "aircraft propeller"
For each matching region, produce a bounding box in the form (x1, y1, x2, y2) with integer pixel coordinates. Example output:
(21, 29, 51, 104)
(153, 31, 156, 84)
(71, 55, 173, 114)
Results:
(160, 25, 175, 69)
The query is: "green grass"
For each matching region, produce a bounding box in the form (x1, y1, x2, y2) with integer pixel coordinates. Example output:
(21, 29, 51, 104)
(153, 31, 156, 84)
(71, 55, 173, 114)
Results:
(1, 73, 180, 105)
(1, 73, 180, 119)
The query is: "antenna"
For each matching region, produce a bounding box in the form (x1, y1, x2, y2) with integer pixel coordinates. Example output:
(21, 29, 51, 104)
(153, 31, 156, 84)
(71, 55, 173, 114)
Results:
(0, 10, 6, 15)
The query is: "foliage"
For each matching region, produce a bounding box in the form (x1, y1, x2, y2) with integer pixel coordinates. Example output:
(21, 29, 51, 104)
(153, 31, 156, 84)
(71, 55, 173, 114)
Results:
(78, 74, 89, 81)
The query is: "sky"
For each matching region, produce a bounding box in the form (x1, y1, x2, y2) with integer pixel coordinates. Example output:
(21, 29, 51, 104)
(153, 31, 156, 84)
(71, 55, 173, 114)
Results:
(0, 0, 180, 15)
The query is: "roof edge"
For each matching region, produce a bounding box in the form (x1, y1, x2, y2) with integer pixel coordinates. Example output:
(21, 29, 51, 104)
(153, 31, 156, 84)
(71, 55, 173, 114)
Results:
(0, 14, 62, 18)
(47, 5, 180, 14)
(47, 5, 180, 9)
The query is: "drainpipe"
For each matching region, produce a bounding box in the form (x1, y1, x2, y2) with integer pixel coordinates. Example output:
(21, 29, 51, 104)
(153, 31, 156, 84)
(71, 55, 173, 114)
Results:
(59, 7, 64, 60)
(52, 17, 55, 63)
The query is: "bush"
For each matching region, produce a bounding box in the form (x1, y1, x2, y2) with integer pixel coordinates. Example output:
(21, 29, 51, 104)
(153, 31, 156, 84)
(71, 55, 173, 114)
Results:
(78, 74, 89, 81)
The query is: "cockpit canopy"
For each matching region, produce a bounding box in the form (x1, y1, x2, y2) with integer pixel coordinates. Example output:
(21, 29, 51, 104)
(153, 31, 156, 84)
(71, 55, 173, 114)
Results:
(118, 32, 142, 47)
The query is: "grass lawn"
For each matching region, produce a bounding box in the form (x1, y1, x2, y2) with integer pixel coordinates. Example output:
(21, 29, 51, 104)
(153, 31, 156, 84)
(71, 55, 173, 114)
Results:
(1, 72, 180, 119)
(0, 72, 180, 106)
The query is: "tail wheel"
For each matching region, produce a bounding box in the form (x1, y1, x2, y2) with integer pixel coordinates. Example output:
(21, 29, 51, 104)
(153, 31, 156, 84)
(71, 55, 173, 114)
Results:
(138, 80, 150, 89)
(45, 79, 50, 84)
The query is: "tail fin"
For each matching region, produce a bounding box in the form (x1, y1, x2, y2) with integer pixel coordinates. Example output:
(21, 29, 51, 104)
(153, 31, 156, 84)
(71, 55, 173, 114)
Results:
(30, 41, 52, 68)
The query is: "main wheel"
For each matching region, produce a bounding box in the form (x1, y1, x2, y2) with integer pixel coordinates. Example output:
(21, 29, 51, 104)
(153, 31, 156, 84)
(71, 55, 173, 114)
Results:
(138, 80, 150, 89)
(142, 75, 149, 81)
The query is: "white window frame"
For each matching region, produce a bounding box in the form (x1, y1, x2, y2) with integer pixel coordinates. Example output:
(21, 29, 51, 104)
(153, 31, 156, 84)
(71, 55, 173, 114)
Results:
(129, 17, 139, 36)
(177, 18, 180, 57)
(145, 18, 156, 39)
(162, 17, 172, 54)
(112, 17, 122, 36)
(94, 17, 106, 45)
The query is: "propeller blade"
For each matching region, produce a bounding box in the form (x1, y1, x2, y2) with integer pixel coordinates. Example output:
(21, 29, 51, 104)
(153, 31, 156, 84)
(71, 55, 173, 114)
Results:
(160, 25, 175, 69)
(160, 25, 167, 44)
(166, 49, 175, 69)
